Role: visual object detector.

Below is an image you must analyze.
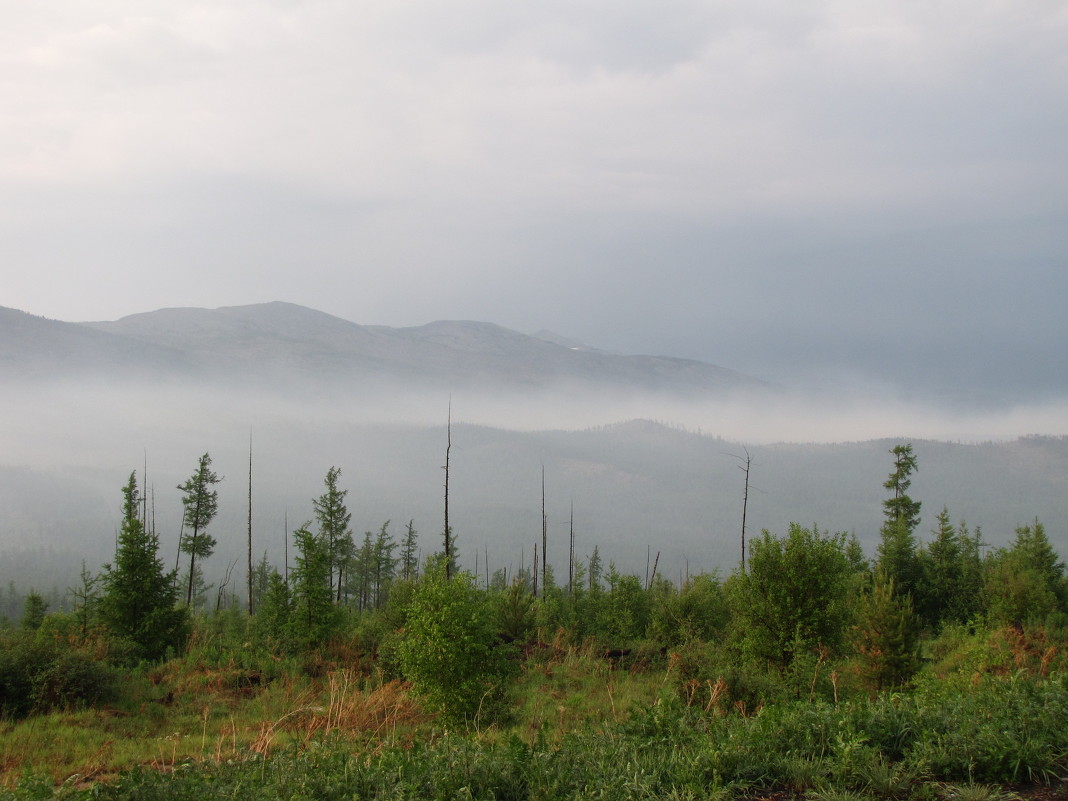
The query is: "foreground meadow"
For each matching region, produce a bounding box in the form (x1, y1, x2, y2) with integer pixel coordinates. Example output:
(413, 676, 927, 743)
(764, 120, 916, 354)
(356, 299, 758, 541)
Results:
(2, 619, 1068, 800)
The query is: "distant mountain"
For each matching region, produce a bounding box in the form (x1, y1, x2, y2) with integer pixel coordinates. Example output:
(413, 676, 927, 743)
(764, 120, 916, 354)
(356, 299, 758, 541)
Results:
(3, 301, 772, 396)
(0, 306, 195, 379)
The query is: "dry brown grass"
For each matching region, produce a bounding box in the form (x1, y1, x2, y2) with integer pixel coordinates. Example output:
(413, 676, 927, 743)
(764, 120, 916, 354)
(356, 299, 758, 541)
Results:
(250, 672, 430, 755)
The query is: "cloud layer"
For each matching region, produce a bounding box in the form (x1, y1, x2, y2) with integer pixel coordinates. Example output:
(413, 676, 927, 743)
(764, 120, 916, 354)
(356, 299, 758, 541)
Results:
(3, 1, 1066, 407)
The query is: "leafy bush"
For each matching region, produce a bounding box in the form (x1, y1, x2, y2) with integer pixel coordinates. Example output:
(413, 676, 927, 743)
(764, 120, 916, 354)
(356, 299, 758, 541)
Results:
(0, 631, 119, 718)
(0, 633, 53, 718)
(32, 648, 119, 710)
(396, 566, 518, 725)
(649, 572, 729, 647)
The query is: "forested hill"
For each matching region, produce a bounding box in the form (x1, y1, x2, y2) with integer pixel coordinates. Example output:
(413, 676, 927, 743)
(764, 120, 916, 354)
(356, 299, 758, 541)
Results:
(2, 422, 1066, 597)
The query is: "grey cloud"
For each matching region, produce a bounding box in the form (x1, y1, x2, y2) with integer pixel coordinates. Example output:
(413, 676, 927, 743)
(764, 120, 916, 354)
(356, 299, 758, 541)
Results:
(1, 0, 1066, 416)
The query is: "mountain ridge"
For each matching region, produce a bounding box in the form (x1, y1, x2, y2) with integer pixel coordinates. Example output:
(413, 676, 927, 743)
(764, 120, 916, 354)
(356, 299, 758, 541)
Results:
(4, 301, 773, 397)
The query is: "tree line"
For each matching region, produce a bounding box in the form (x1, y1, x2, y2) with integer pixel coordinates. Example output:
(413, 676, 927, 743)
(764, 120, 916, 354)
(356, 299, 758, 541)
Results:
(3, 443, 1067, 723)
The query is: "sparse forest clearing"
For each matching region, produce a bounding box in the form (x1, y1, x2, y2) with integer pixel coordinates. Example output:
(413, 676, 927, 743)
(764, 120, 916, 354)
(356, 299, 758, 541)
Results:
(3, 446, 1068, 799)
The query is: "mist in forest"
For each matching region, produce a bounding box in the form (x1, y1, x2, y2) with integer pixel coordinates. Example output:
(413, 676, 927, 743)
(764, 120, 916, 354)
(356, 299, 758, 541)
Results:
(3, 372, 1066, 601)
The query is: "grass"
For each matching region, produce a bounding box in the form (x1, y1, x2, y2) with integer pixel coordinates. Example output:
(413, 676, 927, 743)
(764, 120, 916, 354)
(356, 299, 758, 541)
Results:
(0, 635, 662, 790)
(3, 626, 1068, 798)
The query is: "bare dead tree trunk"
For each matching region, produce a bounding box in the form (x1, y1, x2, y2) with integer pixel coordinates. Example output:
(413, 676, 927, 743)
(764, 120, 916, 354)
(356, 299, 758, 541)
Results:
(185, 491, 203, 607)
(647, 551, 660, 590)
(568, 500, 575, 595)
(216, 557, 239, 613)
(443, 400, 452, 579)
(173, 519, 184, 593)
(532, 542, 539, 598)
(740, 447, 751, 573)
(541, 466, 547, 597)
(247, 429, 253, 615)
(142, 449, 148, 531)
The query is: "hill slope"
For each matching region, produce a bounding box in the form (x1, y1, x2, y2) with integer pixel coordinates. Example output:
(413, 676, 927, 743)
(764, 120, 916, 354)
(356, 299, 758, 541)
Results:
(70, 301, 771, 395)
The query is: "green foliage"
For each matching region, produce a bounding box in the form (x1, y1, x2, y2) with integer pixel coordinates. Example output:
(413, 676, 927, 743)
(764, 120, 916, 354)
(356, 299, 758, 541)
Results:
(177, 452, 222, 607)
(68, 561, 100, 635)
(399, 519, 419, 582)
(396, 565, 518, 725)
(669, 638, 789, 712)
(851, 570, 922, 693)
(596, 566, 650, 643)
(370, 521, 398, 609)
(289, 524, 342, 649)
(249, 551, 274, 614)
(878, 445, 923, 601)
(984, 519, 1066, 625)
(649, 572, 729, 646)
(252, 570, 294, 652)
(492, 579, 536, 646)
(30, 647, 120, 711)
(19, 591, 47, 631)
(99, 473, 189, 663)
(0, 631, 119, 719)
(730, 523, 853, 671)
(313, 466, 353, 603)
(882, 444, 922, 533)
(916, 510, 984, 628)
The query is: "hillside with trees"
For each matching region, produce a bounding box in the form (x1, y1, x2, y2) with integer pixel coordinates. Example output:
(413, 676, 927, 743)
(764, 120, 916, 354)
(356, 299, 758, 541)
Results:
(2, 444, 1068, 799)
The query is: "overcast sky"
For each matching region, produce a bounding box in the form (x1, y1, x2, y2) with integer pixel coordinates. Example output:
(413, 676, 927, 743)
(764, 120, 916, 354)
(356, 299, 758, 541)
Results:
(3, 1, 1066, 406)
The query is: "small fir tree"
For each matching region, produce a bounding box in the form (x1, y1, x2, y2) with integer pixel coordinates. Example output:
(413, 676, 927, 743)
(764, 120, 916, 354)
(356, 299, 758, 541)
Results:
(20, 591, 48, 630)
(312, 466, 353, 602)
(69, 561, 100, 635)
(100, 473, 188, 661)
(400, 519, 419, 582)
(253, 570, 294, 651)
(852, 570, 921, 693)
(290, 524, 341, 648)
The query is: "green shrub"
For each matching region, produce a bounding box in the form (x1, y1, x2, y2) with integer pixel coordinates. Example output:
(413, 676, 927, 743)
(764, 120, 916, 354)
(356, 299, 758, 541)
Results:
(0, 633, 53, 718)
(0, 631, 119, 718)
(396, 566, 518, 725)
(32, 648, 119, 710)
(669, 638, 789, 713)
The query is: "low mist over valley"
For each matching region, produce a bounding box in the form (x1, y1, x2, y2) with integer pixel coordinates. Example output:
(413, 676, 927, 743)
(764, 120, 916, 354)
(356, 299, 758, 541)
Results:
(2, 302, 1066, 596)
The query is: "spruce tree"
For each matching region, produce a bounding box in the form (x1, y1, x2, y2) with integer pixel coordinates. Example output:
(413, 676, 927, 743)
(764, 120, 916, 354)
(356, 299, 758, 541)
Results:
(290, 524, 340, 648)
(254, 570, 293, 651)
(312, 466, 353, 603)
(69, 561, 100, 636)
(20, 591, 48, 630)
(916, 507, 962, 627)
(852, 569, 921, 693)
(100, 473, 188, 661)
(400, 520, 419, 582)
